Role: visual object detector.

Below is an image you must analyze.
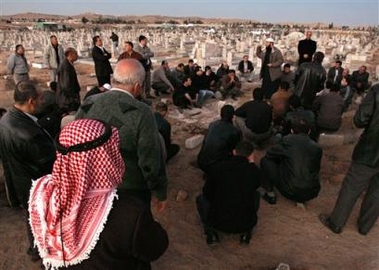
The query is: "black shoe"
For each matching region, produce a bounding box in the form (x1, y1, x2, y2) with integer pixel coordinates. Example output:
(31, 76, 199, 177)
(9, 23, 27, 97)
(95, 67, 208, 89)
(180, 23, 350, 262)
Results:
(206, 231, 219, 246)
(240, 232, 251, 245)
(319, 214, 342, 234)
(262, 193, 277, 205)
(358, 228, 368, 236)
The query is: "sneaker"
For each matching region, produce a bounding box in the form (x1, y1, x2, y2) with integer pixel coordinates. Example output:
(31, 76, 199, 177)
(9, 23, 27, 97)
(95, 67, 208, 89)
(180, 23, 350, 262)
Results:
(240, 232, 251, 245)
(206, 231, 220, 246)
(262, 193, 277, 205)
(319, 214, 342, 234)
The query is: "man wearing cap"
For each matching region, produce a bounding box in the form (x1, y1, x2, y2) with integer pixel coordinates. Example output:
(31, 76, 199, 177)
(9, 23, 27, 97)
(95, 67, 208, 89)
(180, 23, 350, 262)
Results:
(256, 38, 284, 99)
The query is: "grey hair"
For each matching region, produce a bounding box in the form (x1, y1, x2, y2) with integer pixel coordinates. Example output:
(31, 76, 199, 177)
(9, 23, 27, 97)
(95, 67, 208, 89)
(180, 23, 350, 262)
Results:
(113, 59, 146, 86)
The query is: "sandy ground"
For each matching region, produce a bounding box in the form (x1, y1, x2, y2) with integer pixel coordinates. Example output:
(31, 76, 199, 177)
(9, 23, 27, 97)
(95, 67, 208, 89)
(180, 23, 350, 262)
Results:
(0, 51, 378, 270)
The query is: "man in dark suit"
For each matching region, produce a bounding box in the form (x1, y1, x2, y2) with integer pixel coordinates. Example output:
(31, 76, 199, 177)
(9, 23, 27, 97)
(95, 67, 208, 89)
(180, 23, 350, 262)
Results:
(327, 60, 344, 86)
(298, 31, 317, 66)
(92, 35, 113, 86)
(56, 47, 81, 112)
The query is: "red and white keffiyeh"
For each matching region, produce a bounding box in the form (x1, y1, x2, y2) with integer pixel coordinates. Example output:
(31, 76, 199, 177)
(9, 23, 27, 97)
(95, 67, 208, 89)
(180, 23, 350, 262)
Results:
(29, 119, 125, 269)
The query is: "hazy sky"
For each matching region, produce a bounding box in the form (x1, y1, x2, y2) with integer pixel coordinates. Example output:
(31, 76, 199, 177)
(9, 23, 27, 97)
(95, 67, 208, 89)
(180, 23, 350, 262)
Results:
(1, 0, 378, 26)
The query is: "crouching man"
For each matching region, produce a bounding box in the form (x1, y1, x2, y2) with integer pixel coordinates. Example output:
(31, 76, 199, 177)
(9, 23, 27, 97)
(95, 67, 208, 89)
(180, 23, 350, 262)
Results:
(196, 142, 261, 245)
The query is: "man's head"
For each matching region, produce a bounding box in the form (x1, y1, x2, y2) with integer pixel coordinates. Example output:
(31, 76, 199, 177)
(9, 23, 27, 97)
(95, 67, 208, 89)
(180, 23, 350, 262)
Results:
(177, 63, 184, 71)
(15, 44, 24, 55)
(161, 60, 169, 70)
(288, 94, 301, 110)
(195, 66, 203, 75)
(221, 60, 228, 68)
(305, 31, 312, 39)
(359, 65, 367, 74)
(14, 80, 43, 115)
(188, 59, 194, 67)
(313, 51, 324, 63)
(343, 68, 350, 76)
(283, 63, 291, 74)
(233, 141, 255, 163)
(139, 35, 147, 46)
(50, 35, 58, 46)
(155, 102, 168, 118)
(49, 81, 57, 92)
(330, 83, 341, 93)
(220, 104, 235, 122)
(335, 61, 342, 68)
(113, 59, 146, 98)
(252, 87, 264, 101)
(243, 55, 249, 62)
(93, 35, 103, 47)
(124, 41, 134, 53)
(279, 81, 290, 92)
(183, 76, 192, 87)
(266, 38, 274, 48)
(65, 47, 78, 63)
(291, 117, 311, 135)
(228, 69, 236, 78)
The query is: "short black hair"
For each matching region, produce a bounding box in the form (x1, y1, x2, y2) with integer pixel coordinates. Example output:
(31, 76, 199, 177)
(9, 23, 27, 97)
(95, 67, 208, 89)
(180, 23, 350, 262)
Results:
(50, 35, 57, 39)
(205, 65, 211, 71)
(283, 63, 291, 69)
(335, 60, 342, 65)
(194, 66, 202, 72)
(235, 141, 254, 157)
(313, 51, 324, 63)
(161, 60, 167, 65)
(125, 41, 134, 48)
(92, 35, 100, 45)
(182, 76, 191, 84)
(14, 80, 39, 104)
(228, 69, 236, 74)
(291, 117, 310, 134)
(288, 94, 301, 109)
(188, 59, 194, 64)
(49, 81, 57, 91)
(253, 87, 263, 100)
(139, 35, 147, 42)
(15, 44, 23, 51)
(280, 81, 290, 91)
(178, 63, 184, 68)
(155, 102, 168, 112)
(220, 105, 234, 121)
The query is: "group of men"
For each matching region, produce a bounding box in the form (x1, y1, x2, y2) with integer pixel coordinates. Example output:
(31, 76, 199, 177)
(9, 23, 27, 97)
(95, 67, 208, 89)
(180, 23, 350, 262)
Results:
(1, 30, 379, 266)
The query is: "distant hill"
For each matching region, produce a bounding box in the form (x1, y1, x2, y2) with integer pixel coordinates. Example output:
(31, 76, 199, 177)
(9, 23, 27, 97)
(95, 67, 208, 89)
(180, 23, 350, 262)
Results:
(1, 12, 256, 24)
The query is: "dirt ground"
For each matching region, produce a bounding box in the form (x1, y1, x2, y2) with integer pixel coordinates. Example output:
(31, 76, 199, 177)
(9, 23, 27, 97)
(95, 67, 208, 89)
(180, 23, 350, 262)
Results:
(0, 51, 378, 270)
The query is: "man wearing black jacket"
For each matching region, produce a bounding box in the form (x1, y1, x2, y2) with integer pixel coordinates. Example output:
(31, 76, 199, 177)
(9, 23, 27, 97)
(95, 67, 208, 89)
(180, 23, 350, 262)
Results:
(92, 35, 113, 86)
(197, 141, 261, 245)
(261, 117, 322, 205)
(298, 31, 317, 66)
(0, 80, 56, 260)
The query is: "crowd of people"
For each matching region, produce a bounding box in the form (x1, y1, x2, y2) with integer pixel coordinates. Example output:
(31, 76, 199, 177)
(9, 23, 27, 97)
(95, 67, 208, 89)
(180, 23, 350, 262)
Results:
(0, 30, 378, 268)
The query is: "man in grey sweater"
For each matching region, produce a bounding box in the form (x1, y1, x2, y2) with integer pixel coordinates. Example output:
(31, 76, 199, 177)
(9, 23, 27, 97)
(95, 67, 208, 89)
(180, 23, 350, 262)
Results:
(76, 59, 167, 212)
(7, 44, 29, 84)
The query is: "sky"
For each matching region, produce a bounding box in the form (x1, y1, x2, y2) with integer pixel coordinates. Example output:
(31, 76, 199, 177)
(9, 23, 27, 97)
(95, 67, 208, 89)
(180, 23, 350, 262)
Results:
(1, 0, 378, 26)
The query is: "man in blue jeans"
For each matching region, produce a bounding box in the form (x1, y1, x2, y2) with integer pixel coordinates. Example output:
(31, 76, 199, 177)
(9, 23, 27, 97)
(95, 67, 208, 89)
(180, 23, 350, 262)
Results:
(196, 142, 261, 245)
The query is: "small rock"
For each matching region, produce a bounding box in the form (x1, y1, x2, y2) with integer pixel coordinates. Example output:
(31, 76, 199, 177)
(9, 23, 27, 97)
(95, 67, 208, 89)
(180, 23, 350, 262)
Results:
(185, 134, 204, 149)
(176, 190, 188, 202)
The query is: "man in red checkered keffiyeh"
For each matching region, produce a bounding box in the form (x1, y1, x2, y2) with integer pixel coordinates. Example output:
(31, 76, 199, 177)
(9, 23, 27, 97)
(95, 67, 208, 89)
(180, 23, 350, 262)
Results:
(29, 119, 125, 269)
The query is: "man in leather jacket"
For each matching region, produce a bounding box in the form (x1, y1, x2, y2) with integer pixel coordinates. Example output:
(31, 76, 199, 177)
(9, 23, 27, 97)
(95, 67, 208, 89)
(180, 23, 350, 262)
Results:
(293, 51, 326, 109)
(320, 83, 379, 235)
(261, 117, 322, 204)
(0, 80, 56, 260)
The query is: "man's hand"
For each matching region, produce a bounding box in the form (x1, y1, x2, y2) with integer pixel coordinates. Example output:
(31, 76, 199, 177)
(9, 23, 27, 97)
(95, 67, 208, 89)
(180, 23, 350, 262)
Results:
(152, 196, 167, 212)
(267, 63, 273, 67)
(303, 54, 309, 59)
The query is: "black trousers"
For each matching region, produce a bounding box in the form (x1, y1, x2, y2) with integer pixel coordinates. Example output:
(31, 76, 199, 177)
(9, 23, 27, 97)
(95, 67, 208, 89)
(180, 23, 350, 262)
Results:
(330, 161, 379, 234)
(261, 157, 317, 203)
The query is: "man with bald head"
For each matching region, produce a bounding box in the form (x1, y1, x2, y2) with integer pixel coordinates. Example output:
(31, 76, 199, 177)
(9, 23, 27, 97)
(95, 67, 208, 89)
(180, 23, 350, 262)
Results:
(298, 31, 317, 66)
(76, 59, 167, 211)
